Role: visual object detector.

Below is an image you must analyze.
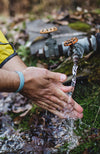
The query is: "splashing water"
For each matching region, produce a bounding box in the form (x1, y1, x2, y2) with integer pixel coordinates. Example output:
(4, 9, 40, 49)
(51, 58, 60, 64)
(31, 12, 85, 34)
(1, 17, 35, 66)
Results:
(0, 114, 25, 153)
(0, 62, 80, 153)
(66, 63, 79, 153)
(49, 62, 79, 153)
(28, 61, 80, 153)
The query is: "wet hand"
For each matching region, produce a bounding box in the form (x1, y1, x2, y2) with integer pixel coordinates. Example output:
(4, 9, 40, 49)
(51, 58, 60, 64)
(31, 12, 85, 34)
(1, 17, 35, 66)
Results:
(21, 67, 83, 119)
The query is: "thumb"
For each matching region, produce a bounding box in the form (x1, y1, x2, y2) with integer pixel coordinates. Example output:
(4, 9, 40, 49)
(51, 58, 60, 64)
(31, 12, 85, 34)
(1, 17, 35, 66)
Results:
(46, 70, 67, 82)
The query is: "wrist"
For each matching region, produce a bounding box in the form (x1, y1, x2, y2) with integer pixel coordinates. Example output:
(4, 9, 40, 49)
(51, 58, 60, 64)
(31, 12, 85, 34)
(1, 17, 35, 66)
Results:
(15, 71, 25, 93)
(0, 70, 20, 92)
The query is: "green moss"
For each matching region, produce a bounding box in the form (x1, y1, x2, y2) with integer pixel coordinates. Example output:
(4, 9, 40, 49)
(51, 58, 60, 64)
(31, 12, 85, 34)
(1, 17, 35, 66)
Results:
(71, 139, 100, 154)
(30, 104, 38, 114)
(68, 21, 91, 32)
(74, 82, 100, 127)
(46, 15, 54, 22)
(19, 118, 30, 131)
(92, 8, 100, 14)
(62, 81, 100, 154)
(0, 137, 7, 141)
(18, 105, 40, 131)
(54, 59, 73, 76)
(59, 80, 100, 153)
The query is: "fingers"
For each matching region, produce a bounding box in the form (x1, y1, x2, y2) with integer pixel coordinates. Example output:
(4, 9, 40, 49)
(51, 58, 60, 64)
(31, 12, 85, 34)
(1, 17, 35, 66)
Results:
(50, 80, 73, 93)
(45, 87, 83, 119)
(41, 97, 63, 111)
(35, 99, 83, 119)
(53, 87, 73, 106)
(73, 101, 83, 113)
(36, 101, 83, 119)
(35, 101, 68, 119)
(35, 101, 66, 119)
(63, 110, 83, 119)
(60, 85, 74, 93)
(36, 101, 55, 110)
(44, 95, 67, 108)
(50, 109, 83, 119)
(70, 110, 83, 119)
(48, 109, 67, 119)
(49, 82, 83, 116)
(46, 70, 67, 82)
(52, 88, 83, 114)
(22, 67, 83, 119)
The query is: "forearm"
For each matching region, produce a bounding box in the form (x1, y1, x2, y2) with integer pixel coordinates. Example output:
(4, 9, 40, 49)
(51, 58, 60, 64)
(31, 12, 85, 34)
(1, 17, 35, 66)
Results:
(0, 69, 20, 92)
(2, 55, 27, 71)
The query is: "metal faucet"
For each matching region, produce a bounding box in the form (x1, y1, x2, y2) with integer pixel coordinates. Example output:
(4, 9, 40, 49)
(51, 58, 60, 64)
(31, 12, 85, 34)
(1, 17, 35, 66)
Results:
(62, 35, 97, 61)
(63, 37, 84, 64)
(36, 27, 100, 59)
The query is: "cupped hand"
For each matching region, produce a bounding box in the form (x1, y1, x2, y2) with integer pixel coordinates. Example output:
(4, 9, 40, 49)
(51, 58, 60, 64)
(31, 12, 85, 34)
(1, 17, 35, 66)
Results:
(21, 67, 83, 119)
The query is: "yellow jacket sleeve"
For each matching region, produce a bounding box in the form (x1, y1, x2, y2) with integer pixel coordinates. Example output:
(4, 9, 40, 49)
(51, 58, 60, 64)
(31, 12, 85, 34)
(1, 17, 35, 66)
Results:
(0, 30, 17, 67)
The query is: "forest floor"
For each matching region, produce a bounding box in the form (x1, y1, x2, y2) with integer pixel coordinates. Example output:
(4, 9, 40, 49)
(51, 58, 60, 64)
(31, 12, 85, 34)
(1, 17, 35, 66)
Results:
(0, 7, 100, 153)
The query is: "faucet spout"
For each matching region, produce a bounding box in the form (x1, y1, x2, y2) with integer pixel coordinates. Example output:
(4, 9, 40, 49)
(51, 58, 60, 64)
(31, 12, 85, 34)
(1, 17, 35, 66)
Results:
(71, 43, 84, 63)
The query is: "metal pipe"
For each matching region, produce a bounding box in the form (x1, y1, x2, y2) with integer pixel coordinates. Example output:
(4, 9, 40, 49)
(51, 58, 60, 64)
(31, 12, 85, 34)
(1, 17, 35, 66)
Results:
(36, 33, 100, 58)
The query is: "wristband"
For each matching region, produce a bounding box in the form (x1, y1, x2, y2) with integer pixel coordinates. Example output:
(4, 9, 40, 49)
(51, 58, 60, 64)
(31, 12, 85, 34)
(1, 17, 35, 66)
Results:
(15, 71, 25, 93)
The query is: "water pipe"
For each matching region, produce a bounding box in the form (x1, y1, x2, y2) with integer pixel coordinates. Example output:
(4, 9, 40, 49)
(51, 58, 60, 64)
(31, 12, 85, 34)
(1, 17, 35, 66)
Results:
(35, 27, 100, 59)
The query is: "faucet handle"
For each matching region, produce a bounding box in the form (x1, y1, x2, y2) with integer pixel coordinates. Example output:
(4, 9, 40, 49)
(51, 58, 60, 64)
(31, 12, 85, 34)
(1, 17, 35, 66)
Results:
(64, 37, 78, 46)
(40, 27, 57, 34)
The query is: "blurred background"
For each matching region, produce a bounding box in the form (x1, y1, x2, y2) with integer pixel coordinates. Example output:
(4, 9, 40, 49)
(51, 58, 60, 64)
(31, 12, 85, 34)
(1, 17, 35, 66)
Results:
(0, 0, 100, 16)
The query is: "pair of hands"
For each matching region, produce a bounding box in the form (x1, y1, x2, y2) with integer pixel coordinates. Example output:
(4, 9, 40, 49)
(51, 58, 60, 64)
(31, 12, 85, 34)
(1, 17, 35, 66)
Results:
(2, 55, 83, 119)
(21, 67, 83, 119)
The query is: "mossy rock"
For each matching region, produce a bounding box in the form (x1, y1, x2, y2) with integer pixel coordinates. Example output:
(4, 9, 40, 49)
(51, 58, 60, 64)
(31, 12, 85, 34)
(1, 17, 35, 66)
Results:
(68, 21, 91, 32)
(54, 51, 100, 84)
(54, 58, 73, 76)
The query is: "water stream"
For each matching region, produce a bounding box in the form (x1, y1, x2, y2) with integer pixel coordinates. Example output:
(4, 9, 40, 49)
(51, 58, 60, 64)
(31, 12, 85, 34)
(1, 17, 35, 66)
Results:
(65, 62, 79, 154)
(0, 62, 80, 154)
(53, 62, 79, 154)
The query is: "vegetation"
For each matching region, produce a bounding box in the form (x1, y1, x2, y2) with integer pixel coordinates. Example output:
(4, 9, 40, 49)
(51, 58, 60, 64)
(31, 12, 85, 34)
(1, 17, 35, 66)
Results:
(68, 21, 91, 32)
(16, 45, 100, 153)
(71, 81, 100, 153)
(92, 8, 100, 14)
(57, 80, 100, 153)
(0, 0, 100, 16)
(0, 1, 100, 153)
(17, 45, 35, 66)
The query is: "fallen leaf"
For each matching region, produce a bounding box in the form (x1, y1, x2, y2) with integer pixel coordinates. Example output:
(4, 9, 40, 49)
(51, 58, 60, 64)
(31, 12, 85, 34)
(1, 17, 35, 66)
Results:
(54, 20, 69, 25)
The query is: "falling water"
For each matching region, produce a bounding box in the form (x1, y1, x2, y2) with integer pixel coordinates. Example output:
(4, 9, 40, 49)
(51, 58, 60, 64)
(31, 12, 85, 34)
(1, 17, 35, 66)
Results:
(0, 61, 80, 154)
(66, 62, 79, 154)
(49, 61, 79, 153)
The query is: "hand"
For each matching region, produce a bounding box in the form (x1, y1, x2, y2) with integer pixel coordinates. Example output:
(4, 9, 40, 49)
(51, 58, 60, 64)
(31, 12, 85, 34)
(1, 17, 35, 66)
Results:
(21, 67, 83, 119)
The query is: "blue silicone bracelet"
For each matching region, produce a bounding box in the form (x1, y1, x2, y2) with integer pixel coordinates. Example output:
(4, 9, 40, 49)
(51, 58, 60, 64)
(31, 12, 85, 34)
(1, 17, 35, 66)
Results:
(15, 71, 25, 93)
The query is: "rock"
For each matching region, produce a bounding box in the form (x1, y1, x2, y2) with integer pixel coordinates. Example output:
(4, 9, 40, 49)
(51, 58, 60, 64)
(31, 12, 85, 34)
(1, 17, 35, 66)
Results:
(26, 19, 85, 55)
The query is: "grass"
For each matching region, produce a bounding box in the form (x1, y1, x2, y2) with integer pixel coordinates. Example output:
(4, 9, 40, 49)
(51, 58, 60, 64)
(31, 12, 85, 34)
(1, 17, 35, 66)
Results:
(92, 8, 100, 14)
(9, 104, 39, 131)
(68, 21, 91, 32)
(17, 44, 38, 66)
(6, 8, 99, 152)
(61, 80, 100, 153)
